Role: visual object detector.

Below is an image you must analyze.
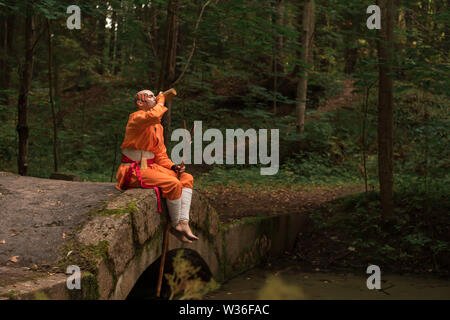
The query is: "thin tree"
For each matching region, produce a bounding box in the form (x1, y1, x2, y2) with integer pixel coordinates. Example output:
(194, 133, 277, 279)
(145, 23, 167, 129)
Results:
(170, 0, 212, 88)
(17, 7, 38, 175)
(47, 19, 58, 173)
(377, 0, 395, 217)
(296, 0, 315, 133)
(0, 11, 15, 105)
(272, 0, 284, 114)
(109, 9, 117, 73)
(114, 1, 124, 75)
(158, 0, 180, 143)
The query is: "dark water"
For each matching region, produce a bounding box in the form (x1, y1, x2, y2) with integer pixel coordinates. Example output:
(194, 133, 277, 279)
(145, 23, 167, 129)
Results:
(204, 259, 450, 300)
(127, 251, 450, 300)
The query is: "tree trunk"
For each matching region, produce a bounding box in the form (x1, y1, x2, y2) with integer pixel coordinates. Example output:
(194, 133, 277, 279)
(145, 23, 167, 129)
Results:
(0, 14, 15, 105)
(17, 12, 37, 176)
(144, 2, 158, 81)
(377, 0, 395, 217)
(96, 5, 107, 75)
(109, 10, 117, 72)
(344, 47, 358, 74)
(272, 0, 284, 114)
(114, 15, 122, 75)
(0, 15, 6, 104)
(296, 0, 315, 133)
(158, 0, 180, 143)
(47, 19, 58, 173)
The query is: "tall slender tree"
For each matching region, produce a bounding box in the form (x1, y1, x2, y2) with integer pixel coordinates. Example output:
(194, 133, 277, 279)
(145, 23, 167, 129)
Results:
(272, 0, 284, 114)
(377, 0, 395, 217)
(17, 6, 38, 176)
(0, 10, 15, 105)
(109, 9, 117, 73)
(47, 19, 58, 173)
(296, 0, 315, 133)
(158, 0, 180, 143)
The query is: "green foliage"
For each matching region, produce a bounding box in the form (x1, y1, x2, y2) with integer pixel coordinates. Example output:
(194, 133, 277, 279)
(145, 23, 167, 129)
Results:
(311, 184, 450, 271)
(165, 250, 219, 300)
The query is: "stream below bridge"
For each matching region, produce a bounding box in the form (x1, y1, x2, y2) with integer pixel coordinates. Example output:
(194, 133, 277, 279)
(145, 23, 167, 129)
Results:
(128, 255, 450, 300)
(203, 258, 450, 300)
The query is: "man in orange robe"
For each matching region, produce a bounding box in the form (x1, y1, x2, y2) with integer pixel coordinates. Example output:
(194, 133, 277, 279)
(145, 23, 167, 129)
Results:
(116, 89, 198, 243)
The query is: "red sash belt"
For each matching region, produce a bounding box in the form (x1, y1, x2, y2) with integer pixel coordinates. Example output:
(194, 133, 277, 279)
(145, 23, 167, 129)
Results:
(120, 154, 162, 213)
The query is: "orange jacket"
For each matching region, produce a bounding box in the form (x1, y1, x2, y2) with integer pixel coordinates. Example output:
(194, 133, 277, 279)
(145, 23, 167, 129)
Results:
(120, 93, 174, 169)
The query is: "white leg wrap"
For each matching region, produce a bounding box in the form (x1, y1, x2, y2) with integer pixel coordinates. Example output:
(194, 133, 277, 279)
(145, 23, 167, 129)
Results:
(180, 188, 193, 222)
(166, 198, 181, 227)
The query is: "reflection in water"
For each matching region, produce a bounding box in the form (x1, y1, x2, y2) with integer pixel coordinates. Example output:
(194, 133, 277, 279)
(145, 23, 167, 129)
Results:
(205, 259, 450, 300)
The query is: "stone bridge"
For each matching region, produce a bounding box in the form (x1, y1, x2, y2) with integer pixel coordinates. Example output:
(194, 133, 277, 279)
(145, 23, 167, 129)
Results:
(0, 172, 306, 300)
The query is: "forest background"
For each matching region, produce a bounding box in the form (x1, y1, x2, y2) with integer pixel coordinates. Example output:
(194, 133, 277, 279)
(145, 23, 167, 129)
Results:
(0, 0, 448, 274)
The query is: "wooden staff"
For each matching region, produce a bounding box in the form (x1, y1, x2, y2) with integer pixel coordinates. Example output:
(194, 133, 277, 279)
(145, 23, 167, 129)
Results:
(156, 214, 171, 298)
(156, 88, 177, 298)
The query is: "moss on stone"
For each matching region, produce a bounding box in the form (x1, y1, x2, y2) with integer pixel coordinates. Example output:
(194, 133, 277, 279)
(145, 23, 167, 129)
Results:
(218, 230, 228, 282)
(220, 215, 281, 280)
(57, 240, 110, 274)
(34, 290, 50, 300)
(2, 290, 19, 300)
(90, 200, 138, 217)
(223, 215, 268, 229)
(67, 272, 100, 300)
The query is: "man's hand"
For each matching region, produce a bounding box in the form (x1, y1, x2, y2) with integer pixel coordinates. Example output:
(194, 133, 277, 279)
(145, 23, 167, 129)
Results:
(171, 163, 185, 174)
(162, 88, 177, 102)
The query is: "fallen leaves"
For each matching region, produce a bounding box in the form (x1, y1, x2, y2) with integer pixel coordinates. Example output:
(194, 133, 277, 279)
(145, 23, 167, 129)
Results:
(9, 256, 19, 263)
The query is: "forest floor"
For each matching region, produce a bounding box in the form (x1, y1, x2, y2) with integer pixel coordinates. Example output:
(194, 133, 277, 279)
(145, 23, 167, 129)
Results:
(317, 79, 357, 113)
(198, 184, 364, 224)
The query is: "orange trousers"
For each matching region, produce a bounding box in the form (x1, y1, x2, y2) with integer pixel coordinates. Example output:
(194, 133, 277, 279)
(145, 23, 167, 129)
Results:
(116, 163, 193, 200)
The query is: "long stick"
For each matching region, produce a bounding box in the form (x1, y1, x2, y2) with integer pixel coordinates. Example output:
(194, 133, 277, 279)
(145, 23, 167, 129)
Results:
(156, 88, 178, 297)
(110, 134, 118, 182)
(156, 214, 171, 298)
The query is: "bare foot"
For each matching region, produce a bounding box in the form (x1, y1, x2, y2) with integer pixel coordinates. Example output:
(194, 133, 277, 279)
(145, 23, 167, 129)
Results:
(169, 227, 193, 243)
(175, 220, 199, 241)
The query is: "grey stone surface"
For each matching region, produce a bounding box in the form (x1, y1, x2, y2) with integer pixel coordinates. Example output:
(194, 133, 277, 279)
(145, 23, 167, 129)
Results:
(96, 260, 114, 300)
(77, 214, 134, 275)
(0, 172, 120, 267)
(190, 191, 219, 237)
(0, 172, 308, 300)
